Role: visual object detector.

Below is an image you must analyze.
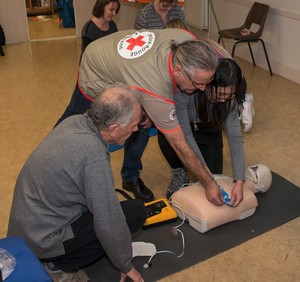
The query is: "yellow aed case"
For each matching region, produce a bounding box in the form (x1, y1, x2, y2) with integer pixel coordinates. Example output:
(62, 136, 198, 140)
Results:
(143, 198, 177, 229)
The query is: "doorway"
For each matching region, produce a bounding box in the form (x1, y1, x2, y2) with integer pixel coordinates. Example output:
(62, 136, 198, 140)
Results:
(26, 0, 76, 41)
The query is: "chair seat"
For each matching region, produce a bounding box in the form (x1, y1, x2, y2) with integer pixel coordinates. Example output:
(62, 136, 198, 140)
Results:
(218, 2, 273, 76)
(219, 28, 258, 41)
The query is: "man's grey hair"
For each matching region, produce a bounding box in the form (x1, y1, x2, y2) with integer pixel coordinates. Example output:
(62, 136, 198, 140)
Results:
(171, 40, 218, 78)
(88, 83, 141, 130)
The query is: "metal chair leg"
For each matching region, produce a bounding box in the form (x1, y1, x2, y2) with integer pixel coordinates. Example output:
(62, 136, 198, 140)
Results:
(232, 42, 238, 57)
(232, 41, 257, 68)
(247, 42, 256, 66)
(259, 38, 273, 76)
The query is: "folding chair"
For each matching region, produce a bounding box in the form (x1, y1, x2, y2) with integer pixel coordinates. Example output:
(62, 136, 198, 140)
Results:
(218, 2, 273, 76)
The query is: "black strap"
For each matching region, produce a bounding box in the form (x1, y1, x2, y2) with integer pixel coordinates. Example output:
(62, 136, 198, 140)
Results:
(115, 188, 134, 200)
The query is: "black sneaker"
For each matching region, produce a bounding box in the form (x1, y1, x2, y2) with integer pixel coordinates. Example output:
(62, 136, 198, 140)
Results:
(122, 178, 154, 203)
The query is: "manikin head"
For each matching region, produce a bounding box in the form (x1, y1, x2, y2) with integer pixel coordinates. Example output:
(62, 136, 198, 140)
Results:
(245, 164, 272, 193)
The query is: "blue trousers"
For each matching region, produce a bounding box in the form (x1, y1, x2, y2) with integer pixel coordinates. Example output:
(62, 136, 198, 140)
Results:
(121, 125, 150, 182)
(55, 82, 150, 182)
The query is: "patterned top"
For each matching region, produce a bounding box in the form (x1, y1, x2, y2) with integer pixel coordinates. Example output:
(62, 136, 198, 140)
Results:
(134, 3, 185, 30)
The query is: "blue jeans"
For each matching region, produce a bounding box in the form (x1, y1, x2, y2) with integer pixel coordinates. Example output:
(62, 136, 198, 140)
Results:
(54, 82, 91, 127)
(121, 125, 150, 183)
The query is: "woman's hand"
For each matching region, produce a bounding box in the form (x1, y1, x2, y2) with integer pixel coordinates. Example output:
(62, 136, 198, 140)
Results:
(230, 180, 244, 207)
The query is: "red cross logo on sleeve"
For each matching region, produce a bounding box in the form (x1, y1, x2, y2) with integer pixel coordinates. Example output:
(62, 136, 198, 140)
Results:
(126, 36, 146, 51)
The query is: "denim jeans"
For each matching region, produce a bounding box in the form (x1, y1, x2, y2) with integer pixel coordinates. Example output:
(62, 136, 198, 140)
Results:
(121, 125, 150, 183)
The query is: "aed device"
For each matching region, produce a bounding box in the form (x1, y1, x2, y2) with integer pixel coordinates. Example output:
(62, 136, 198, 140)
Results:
(143, 198, 177, 229)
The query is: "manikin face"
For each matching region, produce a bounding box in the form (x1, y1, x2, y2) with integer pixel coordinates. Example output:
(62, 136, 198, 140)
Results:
(103, 2, 119, 21)
(174, 65, 215, 94)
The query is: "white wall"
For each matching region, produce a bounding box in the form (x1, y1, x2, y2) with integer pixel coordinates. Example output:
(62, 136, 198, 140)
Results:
(0, 0, 29, 43)
(0, 0, 139, 44)
(204, 0, 300, 83)
(1, 0, 299, 84)
(184, 0, 204, 29)
(73, 0, 94, 37)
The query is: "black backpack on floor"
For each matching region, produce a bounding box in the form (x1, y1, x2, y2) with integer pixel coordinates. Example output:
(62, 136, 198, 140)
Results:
(0, 24, 5, 56)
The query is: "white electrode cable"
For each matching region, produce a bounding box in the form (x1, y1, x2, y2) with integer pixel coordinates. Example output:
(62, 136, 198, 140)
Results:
(143, 202, 186, 269)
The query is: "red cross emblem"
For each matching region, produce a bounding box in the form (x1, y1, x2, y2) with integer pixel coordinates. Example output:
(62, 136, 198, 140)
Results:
(126, 36, 146, 51)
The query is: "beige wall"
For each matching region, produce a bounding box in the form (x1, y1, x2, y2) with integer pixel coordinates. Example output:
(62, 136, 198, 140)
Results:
(0, 0, 140, 44)
(208, 0, 300, 84)
(1, 0, 299, 84)
(73, 0, 94, 37)
(0, 0, 29, 43)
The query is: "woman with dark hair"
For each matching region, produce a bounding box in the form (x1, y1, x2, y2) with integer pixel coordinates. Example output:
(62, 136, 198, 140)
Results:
(159, 58, 246, 205)
(81, 0, 120, 53)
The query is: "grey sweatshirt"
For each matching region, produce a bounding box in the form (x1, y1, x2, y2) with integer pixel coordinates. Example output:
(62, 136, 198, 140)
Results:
(175, 90, 245, 181)
(7, 114, 133, 273)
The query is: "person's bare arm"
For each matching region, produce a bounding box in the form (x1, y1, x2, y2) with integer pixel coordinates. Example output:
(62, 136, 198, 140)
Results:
(164, 129, 224, 206)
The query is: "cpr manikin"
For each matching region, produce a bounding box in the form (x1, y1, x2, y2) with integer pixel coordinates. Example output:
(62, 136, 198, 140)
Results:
(170, 164, 272, 233)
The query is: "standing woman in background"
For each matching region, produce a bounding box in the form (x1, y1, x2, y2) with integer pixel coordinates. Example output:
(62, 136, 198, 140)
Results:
(55, 0, 120, 126)
(81, 0, 120, 53)
(134, 0, 185, 30)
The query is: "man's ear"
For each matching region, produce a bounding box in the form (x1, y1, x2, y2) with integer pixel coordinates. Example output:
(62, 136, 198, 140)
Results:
(173, 64, 183, 77)
(108, 124, 119, 138)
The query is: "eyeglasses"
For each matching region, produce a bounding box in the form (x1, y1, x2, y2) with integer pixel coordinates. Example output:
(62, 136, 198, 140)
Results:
(217, 92, 236, 101)
(214, 87, 236, 101)
(184, 69, 215, 89)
